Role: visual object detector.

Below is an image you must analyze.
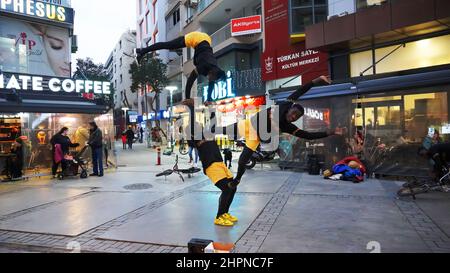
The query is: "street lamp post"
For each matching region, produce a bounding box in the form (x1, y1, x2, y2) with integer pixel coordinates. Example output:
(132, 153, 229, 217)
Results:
(165, 86, 178, 149)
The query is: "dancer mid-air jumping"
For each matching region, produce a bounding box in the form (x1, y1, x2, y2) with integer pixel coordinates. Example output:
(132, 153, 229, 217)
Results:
(135, 31, 226, 99)
(210, 76, 336, 188)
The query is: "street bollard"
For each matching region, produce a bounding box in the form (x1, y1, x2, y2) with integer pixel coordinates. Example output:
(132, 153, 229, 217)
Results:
(156, 147, 161, 166)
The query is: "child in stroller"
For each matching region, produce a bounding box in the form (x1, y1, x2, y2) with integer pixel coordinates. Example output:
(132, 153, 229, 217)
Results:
(56, 145, 90, 180)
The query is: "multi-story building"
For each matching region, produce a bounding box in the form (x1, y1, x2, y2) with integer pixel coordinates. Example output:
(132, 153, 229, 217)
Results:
(175, 0, 265, 139)
(136, 0, 171, 130)
(0, 0, 116, 177)
(267, 0, 450, 176)
(105, 30, 137, 134)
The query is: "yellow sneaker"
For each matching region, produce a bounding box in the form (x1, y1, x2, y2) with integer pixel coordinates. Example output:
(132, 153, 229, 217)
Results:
(214, 216, 234, 226)
(222, 213, 238, 222)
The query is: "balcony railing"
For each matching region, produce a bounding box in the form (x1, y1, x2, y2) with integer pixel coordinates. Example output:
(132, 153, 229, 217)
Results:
(211, 22, 231, 48)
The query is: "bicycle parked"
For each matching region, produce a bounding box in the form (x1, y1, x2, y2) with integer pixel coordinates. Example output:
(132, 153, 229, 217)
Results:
(155, 155, 201, 182)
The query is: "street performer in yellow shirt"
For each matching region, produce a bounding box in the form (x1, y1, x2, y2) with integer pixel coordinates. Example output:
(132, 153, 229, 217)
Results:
(134, 31, 227, 100)
(181, 105, 239, 227)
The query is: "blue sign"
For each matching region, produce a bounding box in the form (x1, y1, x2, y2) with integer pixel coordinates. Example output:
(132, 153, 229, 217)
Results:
(203, 71, 236, 102)
(146, 110, 170, 121)
(0, 0, 74, 25)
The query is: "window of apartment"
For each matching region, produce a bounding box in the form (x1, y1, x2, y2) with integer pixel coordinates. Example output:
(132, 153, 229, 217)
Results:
(119, 40, 122, 50)
(350, 34, 450, 77)
(173, 8, 180, 26)
(120, 57, 123, 67)
(290, 0, 328, 34)
(120, 74, 123, 84)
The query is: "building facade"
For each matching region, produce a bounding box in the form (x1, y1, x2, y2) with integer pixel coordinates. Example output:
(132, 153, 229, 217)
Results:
(267, 0, 450, 177)
(0, 0, 116, 179)
(105, 30, 137, 135)
(136, 0, 170, 128)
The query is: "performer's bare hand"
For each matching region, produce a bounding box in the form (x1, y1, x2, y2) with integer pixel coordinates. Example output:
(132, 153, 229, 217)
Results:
(181, 99, 195, 107)
(313, 75, 332, 85)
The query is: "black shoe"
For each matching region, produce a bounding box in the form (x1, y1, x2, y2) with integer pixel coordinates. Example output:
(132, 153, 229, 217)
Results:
(89, 173, 98, 177)
(98, 174, 104, 177)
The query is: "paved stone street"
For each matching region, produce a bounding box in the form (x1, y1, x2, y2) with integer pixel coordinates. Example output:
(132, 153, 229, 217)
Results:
(0, 143, 449, 253)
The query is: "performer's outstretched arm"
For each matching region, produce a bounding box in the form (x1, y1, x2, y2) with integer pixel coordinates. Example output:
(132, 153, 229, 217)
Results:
(287, 76, 331, 101)
(290, 124, 329, 140)
(287, 81, 314, 101)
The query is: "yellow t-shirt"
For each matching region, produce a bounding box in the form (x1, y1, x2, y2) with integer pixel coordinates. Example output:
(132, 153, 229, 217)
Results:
(184, 32, 212, 48)
(205, 162, 233, 184)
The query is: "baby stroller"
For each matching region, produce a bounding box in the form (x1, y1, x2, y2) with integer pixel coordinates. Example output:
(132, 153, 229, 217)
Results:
(57, 145, 89, 180)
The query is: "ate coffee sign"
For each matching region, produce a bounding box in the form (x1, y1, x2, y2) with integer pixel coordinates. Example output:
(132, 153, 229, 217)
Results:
(231, 15, 262, 36)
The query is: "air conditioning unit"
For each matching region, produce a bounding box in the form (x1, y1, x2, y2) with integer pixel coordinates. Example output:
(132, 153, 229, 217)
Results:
(189, 0, 199, 8)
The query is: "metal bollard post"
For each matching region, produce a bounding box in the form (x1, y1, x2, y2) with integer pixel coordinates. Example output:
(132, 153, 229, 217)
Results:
(156, 147, 161, 166)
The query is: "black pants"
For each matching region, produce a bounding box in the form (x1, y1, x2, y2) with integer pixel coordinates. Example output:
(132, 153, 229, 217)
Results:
(212, 123, 255, 182)
(140, 36, 186, 54)
(215, 178, 237, 219)
(52, 160, 67, 176)
(127, 139, 133, 149)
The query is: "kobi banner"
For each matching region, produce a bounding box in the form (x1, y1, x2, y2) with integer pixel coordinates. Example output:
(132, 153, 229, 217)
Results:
(231, 15, 262, 36)
(0, 17, 71, 77)
(0, 0, 74, 25)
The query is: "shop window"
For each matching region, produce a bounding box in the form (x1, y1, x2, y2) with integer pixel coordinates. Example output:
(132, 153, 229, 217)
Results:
(350, 34, 450, 77)
(0, 113, 116, 179)
(276, 90, 449, 179)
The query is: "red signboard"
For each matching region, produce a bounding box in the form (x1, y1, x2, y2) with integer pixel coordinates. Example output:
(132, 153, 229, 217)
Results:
(231, 15, 262, 36)
(262, 0, 329, 84)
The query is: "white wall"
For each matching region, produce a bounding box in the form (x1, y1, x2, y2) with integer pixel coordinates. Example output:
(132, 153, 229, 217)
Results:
(107, 30, 137, 111)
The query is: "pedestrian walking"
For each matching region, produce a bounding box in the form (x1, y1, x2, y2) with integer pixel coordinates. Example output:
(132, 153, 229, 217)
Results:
(140, 127, 144, 143)
(121, 132, 127, 150)
(187, 140, 199, 167)
(87, 121, 104, 177)
(125, 126, 135, 149)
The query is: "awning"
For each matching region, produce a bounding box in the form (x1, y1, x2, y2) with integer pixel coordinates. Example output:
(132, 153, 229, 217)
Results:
(270, 68, 450, 103)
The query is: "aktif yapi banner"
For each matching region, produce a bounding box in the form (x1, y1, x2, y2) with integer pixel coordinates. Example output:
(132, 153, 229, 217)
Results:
(0, 0, 74, 24)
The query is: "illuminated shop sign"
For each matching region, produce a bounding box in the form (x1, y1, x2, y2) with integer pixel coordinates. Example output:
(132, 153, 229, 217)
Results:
(0, 73, 111, 95)
(203, 71, 235, 102)
(305, 108, 330, 125)
(0, 0, 74, 25)
(145, 110, 170, 121)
